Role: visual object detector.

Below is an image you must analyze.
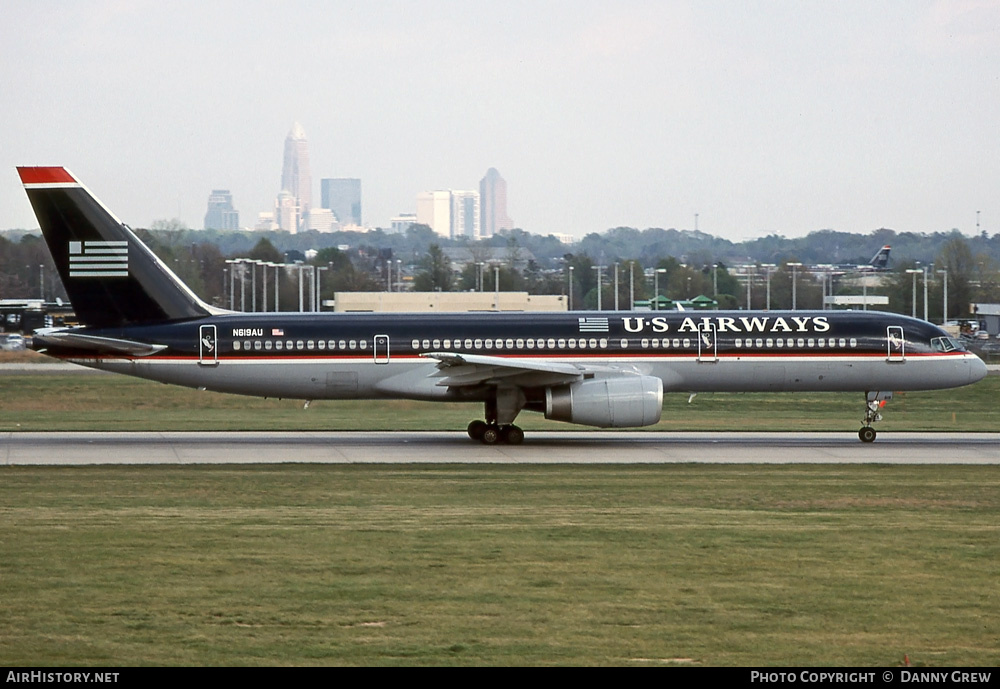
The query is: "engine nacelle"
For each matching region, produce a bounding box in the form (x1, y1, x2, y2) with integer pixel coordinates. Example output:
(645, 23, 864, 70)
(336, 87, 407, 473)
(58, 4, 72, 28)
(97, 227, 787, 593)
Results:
(544, 375, 663, 428)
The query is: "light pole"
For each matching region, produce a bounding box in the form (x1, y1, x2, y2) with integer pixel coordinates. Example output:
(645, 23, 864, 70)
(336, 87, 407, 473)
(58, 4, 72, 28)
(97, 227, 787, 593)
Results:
(629, 262, 635, 310)
(787, 262, 802, 310)
(568, 265, 574, 310)
(316, 266, 328, 311)
(613, 262, 619, 311)
(906, 269, 922, 319)
(260, 262, 267, 312)
(938, 269, 949, 323)
(395, 260, 401, 293)
(494, 265, 500, 311)
(763, 264, 775, 310)
(745, 266, 753, 309)
(654, 268, 666, 310)
(592, 265, 605, 311)
(923, 266, 929, 322)
(274, 262, 281, 311)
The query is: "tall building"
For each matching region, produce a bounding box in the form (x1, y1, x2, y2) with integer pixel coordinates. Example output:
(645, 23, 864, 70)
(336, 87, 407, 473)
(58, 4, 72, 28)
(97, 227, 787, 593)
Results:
(320, 178, 362, 227)
(450, 190, 480, 240)
(416, 190, 453, 239)
(479, 168, 513, 238)
(204, 189, 239, 230)
(279, 122, 311, 232)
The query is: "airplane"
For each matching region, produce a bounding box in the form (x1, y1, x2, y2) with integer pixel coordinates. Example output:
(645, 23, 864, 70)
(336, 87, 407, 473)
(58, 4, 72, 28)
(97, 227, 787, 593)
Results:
(17, 167, 987, 444)
(826, 244, 892, 273)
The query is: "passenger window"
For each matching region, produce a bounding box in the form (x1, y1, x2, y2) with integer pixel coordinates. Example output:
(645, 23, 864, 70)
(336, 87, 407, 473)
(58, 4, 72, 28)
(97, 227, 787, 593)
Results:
(307, 341, 315, 350)
(265, 340, 273, 350)
(620, 339, 628, 348)
(422, 339, 430, 349)
(296, 341, 304, 350)
(506, 339, 514, 349)
(360, 340, 367, 350)
(599, 338, 608, 349)
(411, 339, 419, 349)
(349, 341, 357, 350)
(432, 339, 440, 349)
(234, 341, 241, 351)
(516, 339, 524, 348)
(557, 339, 566, 349)
(276, 341, 283, 350)
(254, 341, 262, 351)
(318, 341, 325, 350)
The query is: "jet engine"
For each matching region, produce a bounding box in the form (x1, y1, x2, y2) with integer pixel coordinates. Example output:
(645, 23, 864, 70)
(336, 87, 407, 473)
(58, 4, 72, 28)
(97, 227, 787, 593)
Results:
(544, 375, 663, 428)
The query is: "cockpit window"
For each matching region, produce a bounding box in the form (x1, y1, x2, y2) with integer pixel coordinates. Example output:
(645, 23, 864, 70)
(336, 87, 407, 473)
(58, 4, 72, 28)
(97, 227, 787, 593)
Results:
(931, 336, 964, 353)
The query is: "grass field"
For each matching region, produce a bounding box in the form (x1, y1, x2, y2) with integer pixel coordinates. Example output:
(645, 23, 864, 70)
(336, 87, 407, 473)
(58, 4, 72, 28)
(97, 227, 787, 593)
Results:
(2, 361, 998, 665)
(1, 464, 998, 666)
(1, 366, 999, 433)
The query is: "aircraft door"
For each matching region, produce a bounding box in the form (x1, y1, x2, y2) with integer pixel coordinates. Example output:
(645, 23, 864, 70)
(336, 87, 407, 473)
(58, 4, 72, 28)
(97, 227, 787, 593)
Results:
(374, 334, 390, 364)
(198, 325, 219, 366)
(697, 322, 718, 362)
(886, 326, 905, 362)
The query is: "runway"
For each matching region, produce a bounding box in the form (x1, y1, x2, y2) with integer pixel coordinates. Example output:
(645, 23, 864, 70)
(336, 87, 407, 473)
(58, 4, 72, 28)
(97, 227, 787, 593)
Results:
(3, 431, 999, 465)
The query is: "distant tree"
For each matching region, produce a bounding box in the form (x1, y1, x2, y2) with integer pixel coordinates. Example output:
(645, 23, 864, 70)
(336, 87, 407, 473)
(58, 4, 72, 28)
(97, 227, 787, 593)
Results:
(413, 244, 453, 292)
(934, 235, 975, 320)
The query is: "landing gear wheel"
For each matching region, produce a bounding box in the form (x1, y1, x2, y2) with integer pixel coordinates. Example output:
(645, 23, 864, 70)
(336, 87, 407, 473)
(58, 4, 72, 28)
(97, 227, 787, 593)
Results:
(501, 425, 524, 445)
(481, 425, 501, 445)
(858, 427, 877, 443)
(467, 420, 487, 441)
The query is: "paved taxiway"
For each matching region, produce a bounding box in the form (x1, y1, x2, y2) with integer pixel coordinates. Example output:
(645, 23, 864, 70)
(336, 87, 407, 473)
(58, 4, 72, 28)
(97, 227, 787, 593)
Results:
(3, 431, 999, 465)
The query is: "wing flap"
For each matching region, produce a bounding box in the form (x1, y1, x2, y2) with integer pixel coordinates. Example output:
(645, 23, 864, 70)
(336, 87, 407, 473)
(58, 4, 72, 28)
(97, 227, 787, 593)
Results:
(421, 351, 585, 387)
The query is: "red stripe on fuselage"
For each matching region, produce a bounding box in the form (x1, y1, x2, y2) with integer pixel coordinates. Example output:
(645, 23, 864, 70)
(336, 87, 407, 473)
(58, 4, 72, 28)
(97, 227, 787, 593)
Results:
(17, 167, 77, 185)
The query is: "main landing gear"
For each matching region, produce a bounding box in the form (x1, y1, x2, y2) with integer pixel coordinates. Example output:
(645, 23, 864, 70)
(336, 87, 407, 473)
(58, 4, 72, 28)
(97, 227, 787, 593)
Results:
(467, 420, 525, 445)
(468, 386, 526, 445)
(859, 391, 893, 443)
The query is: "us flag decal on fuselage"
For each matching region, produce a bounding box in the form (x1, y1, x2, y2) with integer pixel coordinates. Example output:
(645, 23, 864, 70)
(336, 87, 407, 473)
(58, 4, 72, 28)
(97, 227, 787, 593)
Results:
(68, 240, 128, 277)
(578, 317, 609, 333)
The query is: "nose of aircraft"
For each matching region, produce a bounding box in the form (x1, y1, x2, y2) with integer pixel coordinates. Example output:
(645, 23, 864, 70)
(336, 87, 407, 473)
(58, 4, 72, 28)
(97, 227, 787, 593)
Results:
(969, 353, 989, 384)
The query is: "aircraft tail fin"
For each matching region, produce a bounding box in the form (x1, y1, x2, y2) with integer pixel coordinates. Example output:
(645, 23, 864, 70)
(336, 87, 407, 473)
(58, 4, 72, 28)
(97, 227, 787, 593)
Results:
(18, 167, 215, 328)
(869, 245, 891, 270)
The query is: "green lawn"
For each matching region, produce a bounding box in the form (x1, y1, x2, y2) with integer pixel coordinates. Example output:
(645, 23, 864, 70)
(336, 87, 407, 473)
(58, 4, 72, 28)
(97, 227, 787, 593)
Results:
(1, 464, 997, 666)
(1, 371, 998, 433)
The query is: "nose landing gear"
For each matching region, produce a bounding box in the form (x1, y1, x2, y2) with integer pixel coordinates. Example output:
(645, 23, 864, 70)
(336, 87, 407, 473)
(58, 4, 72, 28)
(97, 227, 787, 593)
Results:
(859, 391, 893, 443)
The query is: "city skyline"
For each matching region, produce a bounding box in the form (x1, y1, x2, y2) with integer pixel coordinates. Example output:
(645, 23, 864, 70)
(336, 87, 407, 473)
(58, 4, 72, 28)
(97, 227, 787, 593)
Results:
(1, 2, 998, 239)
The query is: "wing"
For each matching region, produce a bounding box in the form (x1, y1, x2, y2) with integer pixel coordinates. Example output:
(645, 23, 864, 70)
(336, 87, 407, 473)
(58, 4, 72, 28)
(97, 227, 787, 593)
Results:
(421, 351, 586, 388)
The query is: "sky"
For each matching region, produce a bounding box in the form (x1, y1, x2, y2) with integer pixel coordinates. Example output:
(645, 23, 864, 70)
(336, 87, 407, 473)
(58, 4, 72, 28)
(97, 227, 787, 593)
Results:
(2, 0, 998, 240)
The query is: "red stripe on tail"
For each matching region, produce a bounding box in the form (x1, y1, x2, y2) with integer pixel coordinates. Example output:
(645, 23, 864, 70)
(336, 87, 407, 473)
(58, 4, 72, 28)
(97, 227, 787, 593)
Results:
(17, 167, 77, 185)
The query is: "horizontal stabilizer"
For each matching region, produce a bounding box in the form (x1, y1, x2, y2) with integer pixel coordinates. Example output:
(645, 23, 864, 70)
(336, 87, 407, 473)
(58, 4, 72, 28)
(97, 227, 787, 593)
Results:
(32, 329, 167, 357)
